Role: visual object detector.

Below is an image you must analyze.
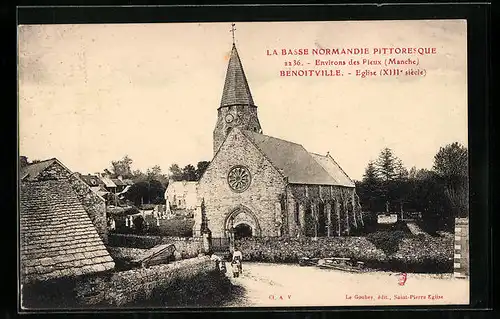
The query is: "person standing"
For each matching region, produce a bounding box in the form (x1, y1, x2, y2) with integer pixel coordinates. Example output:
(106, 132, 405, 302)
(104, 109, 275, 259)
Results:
(232, 246, 243, 273)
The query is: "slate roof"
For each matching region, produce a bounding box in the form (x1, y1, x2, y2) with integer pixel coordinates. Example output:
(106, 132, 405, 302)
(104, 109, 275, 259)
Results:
(112, 178, 126, 187)
(242, 130, 354, 187)
(220, 44, 255, 108)
(80, 174, 102, 187)
(99, 176, 117, 188)
(310, 153, 355, 187)
(20, 159, 56, 181)
(20, 179, 115, 283)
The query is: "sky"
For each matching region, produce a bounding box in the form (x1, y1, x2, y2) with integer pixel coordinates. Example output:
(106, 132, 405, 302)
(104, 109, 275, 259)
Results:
(18, 20, 467, 181)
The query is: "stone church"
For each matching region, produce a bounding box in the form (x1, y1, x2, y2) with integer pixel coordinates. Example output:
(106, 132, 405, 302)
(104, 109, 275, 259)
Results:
(193, 42, 363, 239)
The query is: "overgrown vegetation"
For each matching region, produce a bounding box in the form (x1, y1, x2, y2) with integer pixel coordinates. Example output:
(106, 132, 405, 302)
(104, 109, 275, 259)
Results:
(235, 235, 453, 273)
(356, 142, 468, 233)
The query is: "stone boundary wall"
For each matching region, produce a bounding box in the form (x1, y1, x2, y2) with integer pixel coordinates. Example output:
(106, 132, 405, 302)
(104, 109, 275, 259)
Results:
(108, 233, 203, 258)
(75, 256, 216, 307)
(453, 218, 469, 278)
(21, 256, 225, 309)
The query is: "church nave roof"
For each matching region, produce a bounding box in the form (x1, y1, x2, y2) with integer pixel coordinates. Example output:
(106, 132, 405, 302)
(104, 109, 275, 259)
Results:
(241, 130, 354, 187)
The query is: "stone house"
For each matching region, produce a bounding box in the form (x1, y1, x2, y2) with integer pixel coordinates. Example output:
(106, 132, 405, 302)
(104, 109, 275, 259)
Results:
(20, 158, 109, 243)
(192, 43, 363, 239)
(165, 181, 198, 211)
(96, 172, 118, 194)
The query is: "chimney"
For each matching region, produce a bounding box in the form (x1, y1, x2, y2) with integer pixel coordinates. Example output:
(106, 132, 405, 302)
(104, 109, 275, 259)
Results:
(326, 151, 330, 157)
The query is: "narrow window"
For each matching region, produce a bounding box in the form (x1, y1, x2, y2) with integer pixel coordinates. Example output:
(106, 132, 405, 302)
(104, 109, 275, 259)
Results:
(294, 202, 299, 224)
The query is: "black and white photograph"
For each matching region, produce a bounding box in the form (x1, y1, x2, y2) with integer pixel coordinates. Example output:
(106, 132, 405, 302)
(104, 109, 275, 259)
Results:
(18, 19, 470, 309)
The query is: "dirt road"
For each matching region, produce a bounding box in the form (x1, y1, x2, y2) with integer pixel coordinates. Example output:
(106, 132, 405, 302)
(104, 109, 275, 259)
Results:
(222, 262, 469, 307)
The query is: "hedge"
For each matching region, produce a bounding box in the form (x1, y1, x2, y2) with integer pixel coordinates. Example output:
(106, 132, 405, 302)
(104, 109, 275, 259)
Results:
(235, 233, 453, 273)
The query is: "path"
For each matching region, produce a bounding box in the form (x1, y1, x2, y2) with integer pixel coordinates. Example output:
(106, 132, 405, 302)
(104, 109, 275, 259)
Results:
(406, 222, 427, 236)
(222, 262, 469, 307)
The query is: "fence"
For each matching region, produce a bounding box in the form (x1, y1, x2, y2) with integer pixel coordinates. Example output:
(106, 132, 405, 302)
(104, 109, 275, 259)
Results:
(211, 237, 230, 253)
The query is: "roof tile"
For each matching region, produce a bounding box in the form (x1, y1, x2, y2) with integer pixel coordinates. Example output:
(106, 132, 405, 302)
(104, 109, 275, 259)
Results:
(242, 130, 354, 186)
(220, 44, 255, 108)
(20, 179, 115, 284)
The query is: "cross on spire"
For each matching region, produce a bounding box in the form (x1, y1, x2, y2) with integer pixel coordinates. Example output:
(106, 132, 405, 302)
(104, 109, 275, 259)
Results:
(230, 23, 236, 44)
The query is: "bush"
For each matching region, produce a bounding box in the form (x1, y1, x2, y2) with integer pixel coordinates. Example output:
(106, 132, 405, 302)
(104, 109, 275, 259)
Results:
(366, 230, 408, 255)
(235, 234, 453, 273)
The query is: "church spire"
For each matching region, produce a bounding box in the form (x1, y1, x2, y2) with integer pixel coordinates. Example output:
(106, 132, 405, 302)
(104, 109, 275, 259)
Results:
(213, 24, 262, 154)
(220, 30, 255, 109)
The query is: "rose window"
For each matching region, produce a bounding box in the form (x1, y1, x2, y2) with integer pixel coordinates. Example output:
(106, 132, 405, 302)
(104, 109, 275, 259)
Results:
(227, 165, 251, 192)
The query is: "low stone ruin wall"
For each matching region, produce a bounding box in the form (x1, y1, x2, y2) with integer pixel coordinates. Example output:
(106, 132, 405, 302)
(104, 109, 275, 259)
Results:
(22, 256, 233, 309)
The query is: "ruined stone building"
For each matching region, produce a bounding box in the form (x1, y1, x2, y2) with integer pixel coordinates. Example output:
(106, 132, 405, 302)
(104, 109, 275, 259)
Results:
(192, 43, 364, 239)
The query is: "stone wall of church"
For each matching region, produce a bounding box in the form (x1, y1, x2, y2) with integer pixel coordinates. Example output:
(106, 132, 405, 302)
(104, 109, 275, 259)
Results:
(213, 105, 262, 155)
(198, 128, 287, 238)
(286, 184, 360, 237)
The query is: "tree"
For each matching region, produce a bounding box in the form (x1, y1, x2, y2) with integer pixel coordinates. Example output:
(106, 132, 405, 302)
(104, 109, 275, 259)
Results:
(433, 142, 468, 218)
(362, 161, 378, 185)
(125, 180, 166, 206)
(394, 158, 409, 180)
(373, 148, 409, 209)
(374, 147, 398, 182)
(195, 161, 210, 180)
(357, 161, 382, 212)
(146, 165, 169, 186)
(433, 142, 468, 181)
(169, 164, 184, 181)
(131, 169, 147, 183)
(110, 155, 133, 179)
(182, 164, 197, 181)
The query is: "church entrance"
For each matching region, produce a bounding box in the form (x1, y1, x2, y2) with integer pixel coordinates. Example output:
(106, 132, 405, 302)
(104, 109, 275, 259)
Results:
(224, 205, 261, 238)
(234, 223, 253, 239)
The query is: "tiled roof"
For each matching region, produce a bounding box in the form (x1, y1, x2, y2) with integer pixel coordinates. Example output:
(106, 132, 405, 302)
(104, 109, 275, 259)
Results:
(20, 180, 115, 283)
(220, 44, 255, 108)
(310, 153, 355, 187)
(242, 130, 354, 187)
(99, 176, 117, 188)
(80, 174, 102, 187)
(20, 159, 56, 181)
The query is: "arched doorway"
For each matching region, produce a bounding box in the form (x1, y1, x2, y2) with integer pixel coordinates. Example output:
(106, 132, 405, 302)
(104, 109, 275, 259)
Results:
(234, 223, 253, 239)
(224, 205, 261, 238)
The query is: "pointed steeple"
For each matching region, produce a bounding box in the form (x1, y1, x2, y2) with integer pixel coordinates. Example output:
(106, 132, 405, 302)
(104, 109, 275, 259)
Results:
(220, 44, 255, 109)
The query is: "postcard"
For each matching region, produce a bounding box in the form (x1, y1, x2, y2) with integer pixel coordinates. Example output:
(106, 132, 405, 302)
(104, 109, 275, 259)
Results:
(18, 19, 469, 309)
